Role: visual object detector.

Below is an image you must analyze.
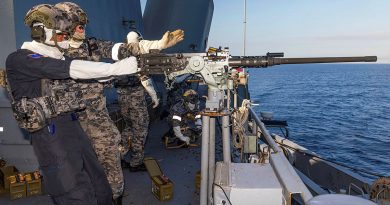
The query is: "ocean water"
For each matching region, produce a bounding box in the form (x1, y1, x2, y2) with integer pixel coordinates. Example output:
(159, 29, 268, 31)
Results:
(248, 63, 390, 179)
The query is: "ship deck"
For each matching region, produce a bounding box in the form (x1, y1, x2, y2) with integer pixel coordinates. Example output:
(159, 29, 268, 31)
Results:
(0, 118, 201, 205)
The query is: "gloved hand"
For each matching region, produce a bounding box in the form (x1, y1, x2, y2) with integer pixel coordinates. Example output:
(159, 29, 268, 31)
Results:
(137, 29, 185, 53)
(179, 135, 191, 145)
(127, 31, 141, 44)
(195, 118, 202, 129)
(173, 126, 190, 145)
(140, 76, 159, 108)
(159, 29, 184, 49)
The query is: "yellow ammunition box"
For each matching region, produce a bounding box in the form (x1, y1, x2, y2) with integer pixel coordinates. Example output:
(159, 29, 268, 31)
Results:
(26, 179, 42, 197)
(0, 166, 18, 190)
(195, 171, 201, 191)
(151, 175, 173, 201)
(144, 157, 174, 201)
(0, 69, 6, 88)
(9, 181, 26, 200)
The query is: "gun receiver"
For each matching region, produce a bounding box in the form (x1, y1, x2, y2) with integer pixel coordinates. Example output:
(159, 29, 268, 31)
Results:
(137, 51, 188, 75)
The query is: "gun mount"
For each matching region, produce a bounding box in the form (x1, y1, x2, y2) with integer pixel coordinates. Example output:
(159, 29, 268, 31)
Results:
(137, 47, 377, 204)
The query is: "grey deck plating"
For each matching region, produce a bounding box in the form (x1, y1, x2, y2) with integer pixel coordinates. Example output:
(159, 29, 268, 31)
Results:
(0, 119, 202, 205)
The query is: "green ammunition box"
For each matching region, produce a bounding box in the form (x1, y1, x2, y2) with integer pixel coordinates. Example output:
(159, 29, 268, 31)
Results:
(144, 157, 173, 201)
(26, 179, 42, 197)
(9, 181, 26, 200)
(0, 166, 18, 190)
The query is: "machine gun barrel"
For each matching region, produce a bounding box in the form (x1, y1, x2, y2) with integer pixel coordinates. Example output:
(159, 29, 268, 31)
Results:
(229, 56, 377, 68)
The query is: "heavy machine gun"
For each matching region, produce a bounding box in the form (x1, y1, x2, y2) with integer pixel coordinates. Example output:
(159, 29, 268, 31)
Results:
(138, 47, 376, 110)
(137, 47, 377, 204)
(138, 48, 376, 82)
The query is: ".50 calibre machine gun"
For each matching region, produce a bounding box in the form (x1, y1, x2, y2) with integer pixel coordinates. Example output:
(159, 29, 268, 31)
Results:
(137, 47, 377, 205)
(138, 47, 376, 111)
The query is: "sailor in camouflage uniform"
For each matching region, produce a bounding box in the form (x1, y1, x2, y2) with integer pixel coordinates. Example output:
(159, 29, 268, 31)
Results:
(116, 31, 154, 172)
(54, 2, 125, 203)
(6, 4, 140, 205)
(55, 2, 184, 202)
(117, 26, 185, 171)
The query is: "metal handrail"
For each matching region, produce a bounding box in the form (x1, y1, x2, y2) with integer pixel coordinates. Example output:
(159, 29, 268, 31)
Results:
(248, 107, 281, 153)
(348, 183, 364, 197)
(248, 106, 313, 204)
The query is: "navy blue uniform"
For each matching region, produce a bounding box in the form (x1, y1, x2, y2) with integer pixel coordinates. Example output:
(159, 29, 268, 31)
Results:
(6, 49, 112, 205)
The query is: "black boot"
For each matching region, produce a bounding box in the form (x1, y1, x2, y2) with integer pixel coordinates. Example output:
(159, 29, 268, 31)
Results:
(129, 163, 147, 172)
(112, 195, 123, 205)
(121, 160, 130, 168)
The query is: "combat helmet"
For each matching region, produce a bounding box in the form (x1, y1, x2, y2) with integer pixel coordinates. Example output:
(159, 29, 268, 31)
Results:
(24, 4, 73, 35)
(55, 2, 88, 27)
(183, 89, 199, 104)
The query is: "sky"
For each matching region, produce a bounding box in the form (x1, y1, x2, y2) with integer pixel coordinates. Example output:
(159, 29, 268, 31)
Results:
(141, 1, 390, 63)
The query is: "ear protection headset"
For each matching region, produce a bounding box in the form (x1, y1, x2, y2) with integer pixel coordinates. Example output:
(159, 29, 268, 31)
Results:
(31, 24, 45, 42)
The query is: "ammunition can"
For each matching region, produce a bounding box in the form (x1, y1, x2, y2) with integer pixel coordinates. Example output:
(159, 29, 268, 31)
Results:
(195, 171, 201, 191)
(0, 166, 18, 190)
(144, 157, 174, 201)
(9, 181, 26, 200)
(151, 175, 173, 201)
(26, 179, 42, 197)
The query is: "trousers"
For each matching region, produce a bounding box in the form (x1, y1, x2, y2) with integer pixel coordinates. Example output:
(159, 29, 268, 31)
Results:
(31, 113, 112, 205)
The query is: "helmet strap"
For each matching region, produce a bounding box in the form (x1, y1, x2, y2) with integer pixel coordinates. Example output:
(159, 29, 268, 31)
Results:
(31, 25, 45, 42)
(52, 32, 66, 52)
(41, 30, 61, 49)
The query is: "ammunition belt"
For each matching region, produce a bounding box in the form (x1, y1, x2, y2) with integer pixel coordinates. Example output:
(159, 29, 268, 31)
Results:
(114, 76, 141, 87)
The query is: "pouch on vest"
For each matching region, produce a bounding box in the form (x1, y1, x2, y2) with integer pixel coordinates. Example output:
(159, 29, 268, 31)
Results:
(12, 98, 47, 132)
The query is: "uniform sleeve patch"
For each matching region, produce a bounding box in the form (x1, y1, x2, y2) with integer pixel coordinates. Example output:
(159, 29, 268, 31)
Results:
(28, 53, 45, 59)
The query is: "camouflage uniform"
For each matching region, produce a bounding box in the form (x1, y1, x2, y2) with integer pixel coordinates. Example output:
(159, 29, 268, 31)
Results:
(112, 41, 151, 168)
(63, 38, 124, 198)
(116, 77, 149, 167)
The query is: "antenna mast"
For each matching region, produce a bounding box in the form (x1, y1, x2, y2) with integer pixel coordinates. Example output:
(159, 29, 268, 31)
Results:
(243, 0, 247, 56)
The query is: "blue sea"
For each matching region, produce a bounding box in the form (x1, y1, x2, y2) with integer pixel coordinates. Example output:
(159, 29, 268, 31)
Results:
(249, 63, 390, 179)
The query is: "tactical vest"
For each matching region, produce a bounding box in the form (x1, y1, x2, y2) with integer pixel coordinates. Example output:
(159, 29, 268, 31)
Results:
(9, 78, 86, 132)
(64, 38, 107, 100)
